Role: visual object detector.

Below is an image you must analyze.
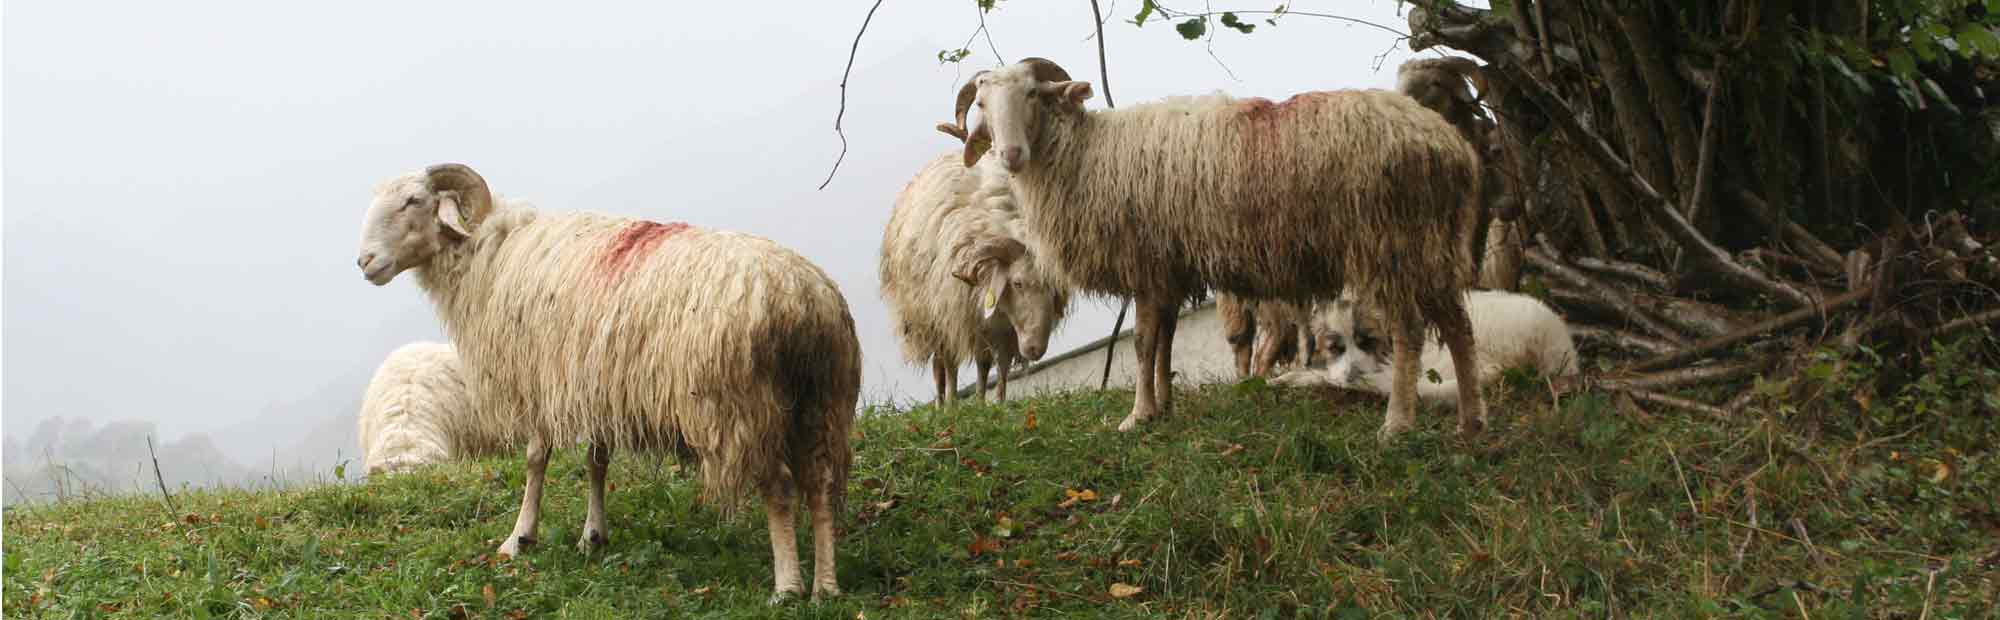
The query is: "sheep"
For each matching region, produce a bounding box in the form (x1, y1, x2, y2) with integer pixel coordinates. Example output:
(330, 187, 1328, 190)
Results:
(355, 164, 860, 601)
(939, 57, 1487, 439)
(355, 341, 505, 475)
(1216, 294, 1311, 379)
(880, 152, 1069, 406)
(1314, 289, 1579, 404)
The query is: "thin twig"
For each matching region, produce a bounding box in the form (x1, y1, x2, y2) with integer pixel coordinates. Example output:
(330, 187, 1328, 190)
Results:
(147, 434, 179, 517)
(1629, 286, 1874, 372)
(974, 1, 1003, 64)
(1090, 0, 1127, 391)
(816, 0, 886, 191)
(990, 579, 1110, 604)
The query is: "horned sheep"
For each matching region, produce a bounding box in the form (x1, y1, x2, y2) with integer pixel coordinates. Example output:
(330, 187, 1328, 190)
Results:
(941, 57, 1488, 439)
(880, 152, 1069, 406)
(356, 164, 860, 601)
(355, 341, 504, 475)
(1313, 289, 1579, 403)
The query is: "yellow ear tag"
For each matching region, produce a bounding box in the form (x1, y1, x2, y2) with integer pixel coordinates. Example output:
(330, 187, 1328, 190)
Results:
(982, 289, 998, 312)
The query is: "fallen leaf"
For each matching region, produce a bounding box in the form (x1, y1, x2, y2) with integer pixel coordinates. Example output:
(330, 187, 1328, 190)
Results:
(1054, 551, 1079, 562)
(1118, 558, 1142, 568)
(968, 536, 1003, 557)
(1109, 583, 1143, 599)
(1014, 559, 1034, 569)
(505, 610, 529, 620)
(1023, 411, 1038, 431)
(1930, 460, 1953, 483)
(691, 585, 715, 597)
(1220, 443, 1245, 457)
(254, 516, 270, 530)
(184, 514, 202, 524)
(447, 603, 470, 620)
(482, 584, 496, 608)
(871, 499, 897, 511)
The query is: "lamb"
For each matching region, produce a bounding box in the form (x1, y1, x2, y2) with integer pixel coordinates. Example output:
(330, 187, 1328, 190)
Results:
(880, 152, 1069, 406)
(940, 57, 1487, 439)
(355, 164, 860, 601)
(355, 341, 505, 475)
(1314, 289, 1579, 403)
(1216, 294, 1311, 379)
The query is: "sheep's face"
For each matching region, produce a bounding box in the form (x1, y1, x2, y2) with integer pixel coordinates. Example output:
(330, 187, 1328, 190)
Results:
(963, 62, 1093, 173)
(357, 174, 469, 285)
(996, 262, 1068, 361)
(1314, 298, 1391, 387)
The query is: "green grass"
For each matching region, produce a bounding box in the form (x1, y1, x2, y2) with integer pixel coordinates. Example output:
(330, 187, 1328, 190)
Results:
(6, 376, 1997, 618)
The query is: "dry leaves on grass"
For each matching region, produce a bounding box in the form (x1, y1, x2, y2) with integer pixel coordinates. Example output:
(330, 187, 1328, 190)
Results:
(1058, 488, 1099, 509)
(1023, 410, 1038, 431)
(1109, 583, 1143, 599)
(482, 584, 496, 608)
(968, 536, 1004, 557)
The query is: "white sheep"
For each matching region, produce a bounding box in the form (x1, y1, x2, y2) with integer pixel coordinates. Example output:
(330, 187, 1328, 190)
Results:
(356, 164, 860, 601)
(1313, 289, 1579, 404)
(941, 58, 1487, 439)
(355, 341, 504, 475)
(880, 152, 1069, 406)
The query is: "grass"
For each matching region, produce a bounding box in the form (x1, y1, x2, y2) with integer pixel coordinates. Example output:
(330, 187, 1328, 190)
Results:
(5, 372, 1998, 618)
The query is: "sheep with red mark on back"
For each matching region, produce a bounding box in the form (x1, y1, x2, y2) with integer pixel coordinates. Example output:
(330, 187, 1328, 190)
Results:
(355, 164, 859, 603)
(939, 57, 1487, 441)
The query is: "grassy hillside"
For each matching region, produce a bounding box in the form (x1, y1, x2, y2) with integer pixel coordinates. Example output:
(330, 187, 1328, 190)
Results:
(5, 371, 1997, 618)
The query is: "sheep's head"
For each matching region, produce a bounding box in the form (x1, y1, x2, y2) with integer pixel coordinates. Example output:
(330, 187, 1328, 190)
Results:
(952, 235, 1068, 361)
(357, 164, 493, 286)
(944, 57, 1093, 173)
(1314, 294, 1391, 388)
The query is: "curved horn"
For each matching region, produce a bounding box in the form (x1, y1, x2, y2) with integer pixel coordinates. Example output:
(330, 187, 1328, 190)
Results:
(951, 70, 990, 137)
(423, 163, 493, 237)
(1016, 57, 1073, 83)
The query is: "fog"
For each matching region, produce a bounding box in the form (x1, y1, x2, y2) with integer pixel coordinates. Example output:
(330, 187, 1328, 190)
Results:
(3, 0, 1449, 501)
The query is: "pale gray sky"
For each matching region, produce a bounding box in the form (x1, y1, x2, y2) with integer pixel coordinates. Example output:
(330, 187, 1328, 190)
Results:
(3, 1, 1453, 468)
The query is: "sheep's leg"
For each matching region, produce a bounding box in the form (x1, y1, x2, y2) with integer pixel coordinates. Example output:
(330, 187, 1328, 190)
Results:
(1377, 313, 1424, 442)
(575, 440, 612, 554)
(1154, 305, 1178, 418)
(808, 469, 841, 599)
(931, 360, 949, 408)
(764, 488, 804, 603)
(945, 364, 961, 406)
(1117, 296, 1162, 432)
(1433, 301, 1489, 434)
(1233, 344, 1253, 379)
(1252, 331, 1278, 377)
(975, 354, 992, 402)
(995, 352, 1012, 402)
(497, 434, 551, 558)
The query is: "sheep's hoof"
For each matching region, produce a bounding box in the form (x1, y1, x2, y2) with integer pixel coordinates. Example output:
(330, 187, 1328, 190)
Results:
(1115, 413, 1142, 432)
(575, 528, 608, 554)
(1456, 416, 1486, 436)
(811, 582, 842, 601)
(1375, 422, 1411, 444)
(496, 535, 537, 559)
(767, 588, 804, 606)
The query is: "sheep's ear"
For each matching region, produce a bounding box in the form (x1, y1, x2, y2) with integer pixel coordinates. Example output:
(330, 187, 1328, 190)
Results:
(962, 121, 993, 167)
(1039, 81, 1093, 105)
(978, 272, 1010, 320)
(436, 194, 472, 240)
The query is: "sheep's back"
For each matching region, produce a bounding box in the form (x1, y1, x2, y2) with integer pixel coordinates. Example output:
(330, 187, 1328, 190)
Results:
(440, 212, 859, 496)
(1021, 89, 1479, 307)
(357, 342, 472, 473)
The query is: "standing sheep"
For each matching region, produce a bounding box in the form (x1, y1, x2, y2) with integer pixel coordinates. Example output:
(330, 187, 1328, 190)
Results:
(355, 341, 505, 475)
(1215, 294, 1311, 379)
(1315, 289, 1579, 404)
(880, 152, 1069, 406)
(355, 164, 860, 601)
(941, 58, 1487, 439)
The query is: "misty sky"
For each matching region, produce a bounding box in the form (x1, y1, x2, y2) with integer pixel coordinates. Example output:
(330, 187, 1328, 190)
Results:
(3, 1, 1462, 467)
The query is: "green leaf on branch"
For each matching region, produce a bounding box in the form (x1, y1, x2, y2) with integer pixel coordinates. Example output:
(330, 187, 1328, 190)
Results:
(1885, 48, 1917, 78)
(1957, 24, 2000, 58)
(1175, 17, 1207, 40)
(1134, 0, 1157, 26)
(938, 48, 971, 64)
(1220, 12, 1255, 34)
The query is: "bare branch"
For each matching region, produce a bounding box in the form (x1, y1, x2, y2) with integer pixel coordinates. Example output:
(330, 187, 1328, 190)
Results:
(1496, 62, 1816, 307)
(1629, 287, 1875, 373)
(1527, 242, 1690, 346)
(147, 434, 179, 517)
(1091, 0, 1125, 390)
(1570, 324, 1679, 356)
(816, 0, 886, 191)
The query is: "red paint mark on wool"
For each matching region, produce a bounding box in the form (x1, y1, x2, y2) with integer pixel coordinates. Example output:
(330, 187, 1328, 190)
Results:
(597, 220, 690, 281)
(1237, 92, 1333, 158)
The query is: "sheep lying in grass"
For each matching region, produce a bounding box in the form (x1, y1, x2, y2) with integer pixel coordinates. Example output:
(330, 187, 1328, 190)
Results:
(1217, 294, 1311, 379)
(880, 152, 1069, 406)
(355, 341, 503, 475)
(1311, 289, 1579, 405)
(356, 164, 860, 601)
(941, 57, 1487, 439)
